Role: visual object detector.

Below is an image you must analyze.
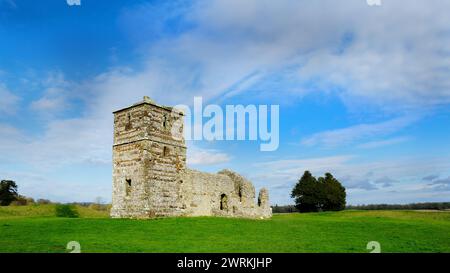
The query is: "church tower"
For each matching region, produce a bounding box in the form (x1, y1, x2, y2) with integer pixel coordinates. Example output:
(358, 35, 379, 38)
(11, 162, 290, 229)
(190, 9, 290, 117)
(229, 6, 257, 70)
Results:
(110, 96, 186, 218)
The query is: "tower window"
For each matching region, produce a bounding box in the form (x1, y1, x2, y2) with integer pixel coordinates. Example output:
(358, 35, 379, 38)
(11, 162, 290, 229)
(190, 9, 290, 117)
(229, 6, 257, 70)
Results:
(238, 187, 242, 202)
(163, 115, 167, 128)
(125, 179, 132, 196)
(125, 113, 132, 130)
(163, 146, 169, 156)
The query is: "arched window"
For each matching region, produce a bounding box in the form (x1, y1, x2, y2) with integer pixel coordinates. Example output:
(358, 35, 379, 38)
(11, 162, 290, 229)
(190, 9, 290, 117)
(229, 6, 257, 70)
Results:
(220, 194, 228, 211)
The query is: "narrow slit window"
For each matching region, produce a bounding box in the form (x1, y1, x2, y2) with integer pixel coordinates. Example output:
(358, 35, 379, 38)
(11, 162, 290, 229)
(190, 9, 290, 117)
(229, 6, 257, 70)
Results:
(163, 146, 169, 156)
(125, 113, 132, 130)
(125, 179, 132, 196)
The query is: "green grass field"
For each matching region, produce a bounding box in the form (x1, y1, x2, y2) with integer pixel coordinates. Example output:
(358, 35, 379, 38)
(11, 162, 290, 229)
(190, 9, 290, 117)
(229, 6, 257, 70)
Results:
(0, 205, 449, 253)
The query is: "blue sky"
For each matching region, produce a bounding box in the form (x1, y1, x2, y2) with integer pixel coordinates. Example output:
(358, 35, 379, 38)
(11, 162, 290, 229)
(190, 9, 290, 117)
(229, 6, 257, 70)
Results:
(1, 0, 450, 205)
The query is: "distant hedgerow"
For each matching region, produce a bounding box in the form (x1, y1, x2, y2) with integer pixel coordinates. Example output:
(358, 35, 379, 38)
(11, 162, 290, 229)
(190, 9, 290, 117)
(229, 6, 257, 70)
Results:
(55, 204, 79, 218)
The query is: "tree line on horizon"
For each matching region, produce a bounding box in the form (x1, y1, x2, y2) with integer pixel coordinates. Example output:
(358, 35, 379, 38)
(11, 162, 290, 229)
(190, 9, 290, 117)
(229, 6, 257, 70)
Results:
(0, 180, 52, 206)
(272, 202, 450, 213)
(0, 180, 108, 211)
(345, 202, 450, 211)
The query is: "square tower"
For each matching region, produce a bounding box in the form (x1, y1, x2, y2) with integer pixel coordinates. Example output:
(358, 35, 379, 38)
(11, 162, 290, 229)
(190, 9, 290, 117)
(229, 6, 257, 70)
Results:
(110, 96, 186, 218)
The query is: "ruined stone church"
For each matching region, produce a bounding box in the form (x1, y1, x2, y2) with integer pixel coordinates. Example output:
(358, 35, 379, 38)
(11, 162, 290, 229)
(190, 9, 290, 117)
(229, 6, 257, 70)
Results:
(110, 96, 272, 219)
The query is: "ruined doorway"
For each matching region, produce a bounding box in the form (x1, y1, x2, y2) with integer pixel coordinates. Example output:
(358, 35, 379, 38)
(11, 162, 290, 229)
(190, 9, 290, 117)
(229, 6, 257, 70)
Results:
(220, 194, 228, 211)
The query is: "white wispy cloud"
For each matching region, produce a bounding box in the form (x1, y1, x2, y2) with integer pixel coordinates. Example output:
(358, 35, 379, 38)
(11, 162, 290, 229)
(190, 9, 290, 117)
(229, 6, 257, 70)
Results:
(0, 123, 26, 161)
(422, 175, 439, 182)
(30, 96, 65, 112)
(190, 0, 450, 108)
(0, 83, 19, 115)
(300, 116, 418, 148)
(357, 136, 410, 149)
(29, 72, 75, 115)
(187, 145, 231, 166)
(0, 117, 112, 169)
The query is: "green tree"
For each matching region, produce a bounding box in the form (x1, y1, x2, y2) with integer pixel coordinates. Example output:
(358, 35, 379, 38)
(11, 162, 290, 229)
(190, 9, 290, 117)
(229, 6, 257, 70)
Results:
(291, 171, 322, 212)
(320, 173, 346, 211)
(0, 180, 18, 206)
(291, 171, 346, 212)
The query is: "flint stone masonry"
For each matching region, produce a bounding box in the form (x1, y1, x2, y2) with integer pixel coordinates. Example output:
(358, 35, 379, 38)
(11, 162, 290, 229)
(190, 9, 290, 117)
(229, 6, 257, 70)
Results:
(110, 96, 272, 219)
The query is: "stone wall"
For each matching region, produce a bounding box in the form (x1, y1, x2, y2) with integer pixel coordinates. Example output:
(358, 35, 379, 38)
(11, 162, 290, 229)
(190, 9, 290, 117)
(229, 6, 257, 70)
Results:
(111, 97, 272, 219)
(179, 169, 272, 218)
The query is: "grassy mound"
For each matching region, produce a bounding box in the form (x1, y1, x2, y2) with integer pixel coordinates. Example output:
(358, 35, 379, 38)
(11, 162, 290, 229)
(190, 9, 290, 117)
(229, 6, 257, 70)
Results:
(0, 204, 109, 219)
